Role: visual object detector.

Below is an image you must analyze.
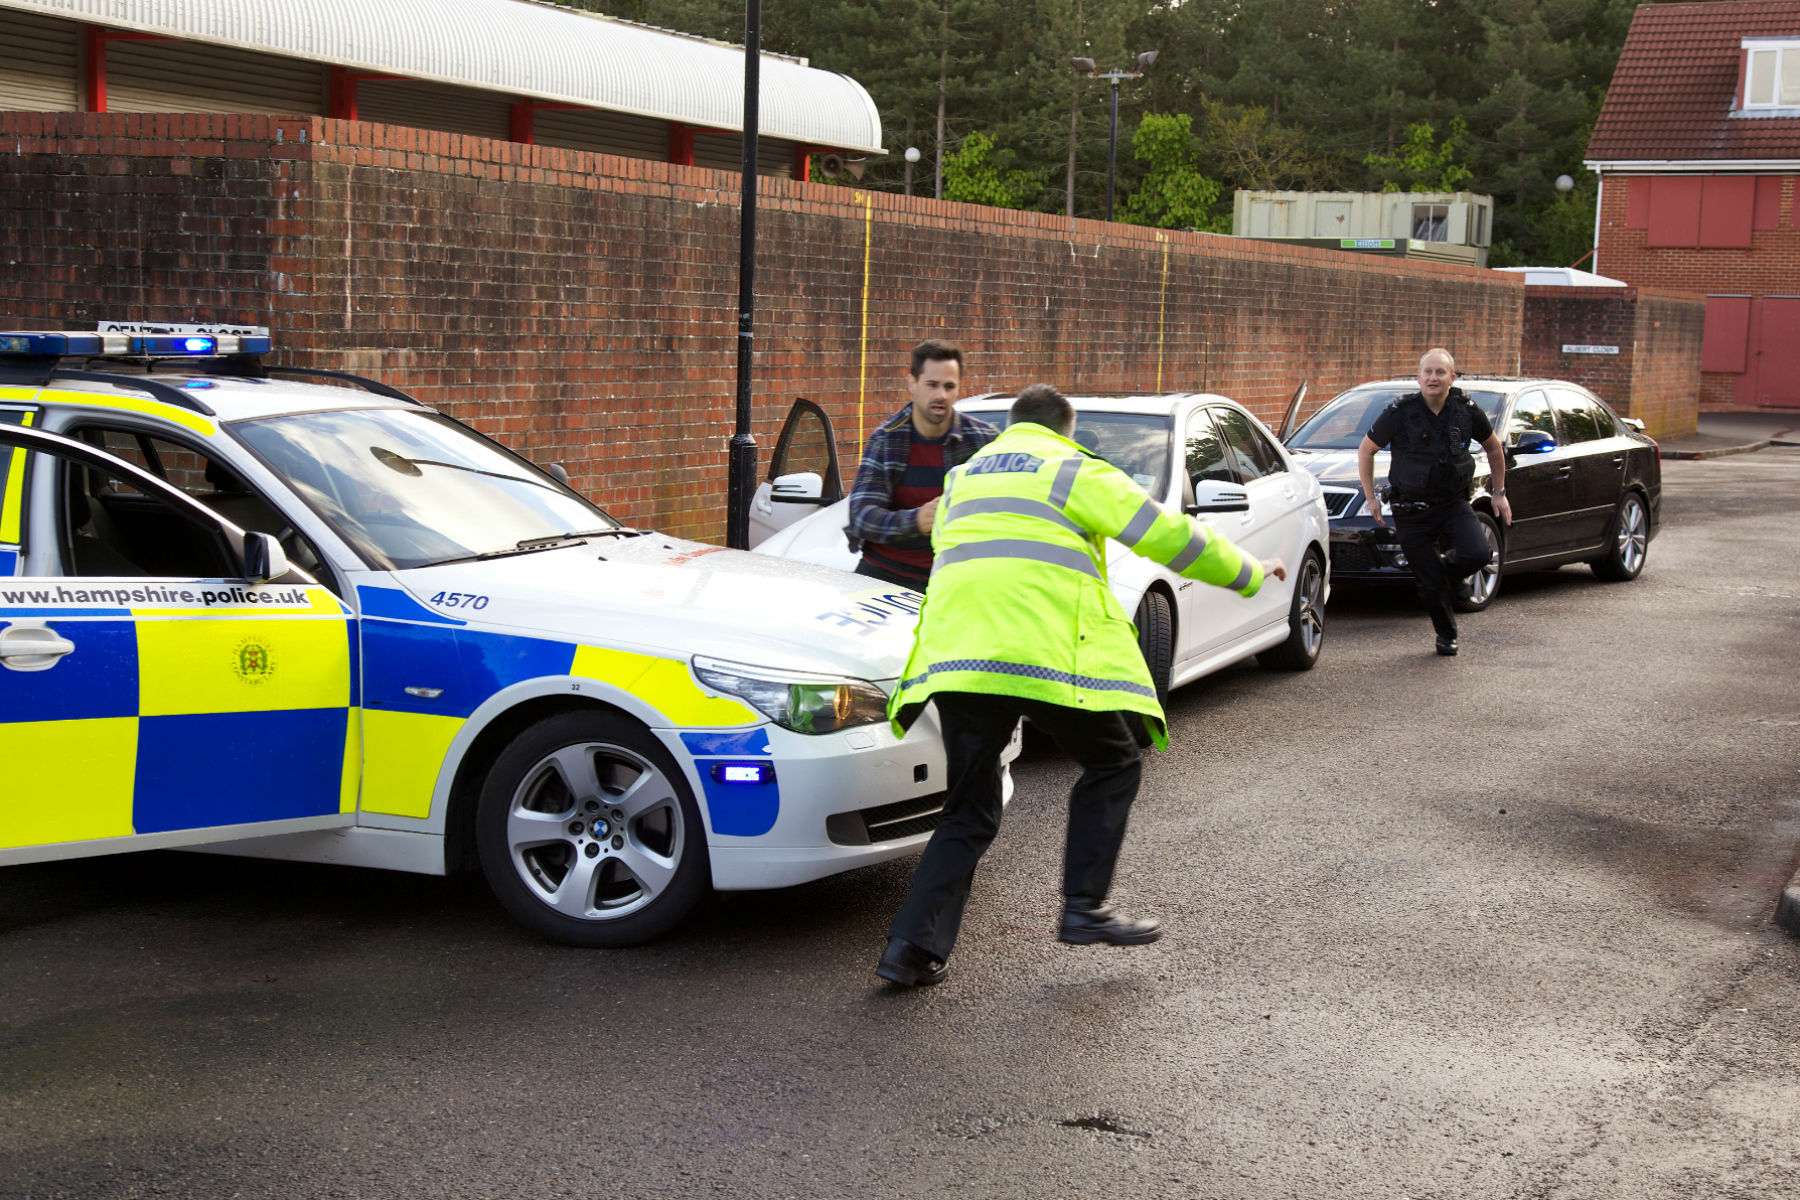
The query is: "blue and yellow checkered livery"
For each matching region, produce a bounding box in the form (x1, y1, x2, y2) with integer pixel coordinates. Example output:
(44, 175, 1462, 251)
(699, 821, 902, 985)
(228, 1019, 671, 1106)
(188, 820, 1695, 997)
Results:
(0, 584, 355, 852)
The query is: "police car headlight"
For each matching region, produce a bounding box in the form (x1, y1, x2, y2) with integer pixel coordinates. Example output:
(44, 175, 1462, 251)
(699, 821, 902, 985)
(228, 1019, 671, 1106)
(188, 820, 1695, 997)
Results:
(691, 656, 888, 734)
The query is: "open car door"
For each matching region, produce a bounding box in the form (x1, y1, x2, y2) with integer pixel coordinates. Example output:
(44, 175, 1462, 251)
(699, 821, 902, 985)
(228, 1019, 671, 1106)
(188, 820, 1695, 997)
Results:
(747, 398, 843, 548)
(1276, 380, 1309, 443)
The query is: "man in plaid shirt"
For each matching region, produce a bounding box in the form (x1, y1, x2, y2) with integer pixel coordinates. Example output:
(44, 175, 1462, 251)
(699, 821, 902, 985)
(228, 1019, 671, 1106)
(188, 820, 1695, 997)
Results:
(847, 340, 1000, 590)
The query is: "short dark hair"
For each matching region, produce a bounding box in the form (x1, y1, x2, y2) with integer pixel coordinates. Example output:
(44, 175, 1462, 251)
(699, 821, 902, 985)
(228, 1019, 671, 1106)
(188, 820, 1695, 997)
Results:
(909, 339, 964, 378)
(1010, 383, 1075, 435)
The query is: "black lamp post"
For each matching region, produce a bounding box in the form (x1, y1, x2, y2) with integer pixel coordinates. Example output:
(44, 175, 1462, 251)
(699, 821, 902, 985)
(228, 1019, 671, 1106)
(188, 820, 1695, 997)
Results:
(1071, 50, 1158, 222)
(726, 0, 761, 549)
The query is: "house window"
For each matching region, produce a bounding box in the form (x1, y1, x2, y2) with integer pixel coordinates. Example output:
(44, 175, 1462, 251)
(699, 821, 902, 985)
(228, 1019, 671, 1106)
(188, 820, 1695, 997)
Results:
(1741, 39, 1800, 110)
(1411, 203, 1449, 241)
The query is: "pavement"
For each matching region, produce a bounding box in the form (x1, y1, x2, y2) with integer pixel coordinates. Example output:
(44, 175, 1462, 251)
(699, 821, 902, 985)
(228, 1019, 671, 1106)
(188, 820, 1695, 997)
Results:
(1657, 409, 1800, 459)
(1661, 411, 1800, 937)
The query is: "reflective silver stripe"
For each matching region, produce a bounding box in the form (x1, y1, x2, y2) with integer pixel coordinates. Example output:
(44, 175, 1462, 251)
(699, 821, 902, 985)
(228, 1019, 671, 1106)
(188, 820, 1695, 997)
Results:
(901, 658, 1156, 698)
(1229, 560, 1256, 591)
(943, 495, 1084, 535)
(1118, 499, 1160, 548)
(1048, 457, 1083, 507)
(932, 539, 1101, 579)
(1166, 528, 1209, 573)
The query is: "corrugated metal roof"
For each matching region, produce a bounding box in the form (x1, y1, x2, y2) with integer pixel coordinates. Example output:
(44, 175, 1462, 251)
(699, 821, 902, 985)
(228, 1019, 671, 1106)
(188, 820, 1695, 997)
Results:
(1587, 0, 1800, 163)
(0, 0, 884, 152)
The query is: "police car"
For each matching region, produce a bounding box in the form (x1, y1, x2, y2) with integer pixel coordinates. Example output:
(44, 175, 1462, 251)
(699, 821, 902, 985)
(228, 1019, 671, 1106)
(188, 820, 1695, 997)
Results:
(0, 326, 991, 947)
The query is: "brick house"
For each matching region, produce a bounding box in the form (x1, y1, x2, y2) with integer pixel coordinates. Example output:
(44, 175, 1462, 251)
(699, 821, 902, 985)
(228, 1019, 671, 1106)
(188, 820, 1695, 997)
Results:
(1586, 0, 1800, 409)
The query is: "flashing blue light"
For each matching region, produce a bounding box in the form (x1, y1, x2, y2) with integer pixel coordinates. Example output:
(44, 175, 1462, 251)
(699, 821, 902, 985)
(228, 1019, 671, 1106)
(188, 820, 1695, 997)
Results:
(182, 379, 217, 389)
(712, 762, 774, 785)
(181, 336, 213, 353)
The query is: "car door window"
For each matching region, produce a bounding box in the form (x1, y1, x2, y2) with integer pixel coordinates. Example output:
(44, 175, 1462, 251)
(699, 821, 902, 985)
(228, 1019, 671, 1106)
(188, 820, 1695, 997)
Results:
(1213, 407, 1287, 481)
(1184, 408, 1234, 484)
(767, 398, 842, 500)
(69, 424, 334, 591)
(1550, 389, 1602, 444)
(1505, 389, 1558, 443)
(60, 453, 237, 579)
(1583, 394, 1621, 438)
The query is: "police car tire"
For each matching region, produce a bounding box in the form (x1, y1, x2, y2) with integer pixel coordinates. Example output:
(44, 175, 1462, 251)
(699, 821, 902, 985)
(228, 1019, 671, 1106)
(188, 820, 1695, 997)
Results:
(475, 709, 709, 948)
(1134, 590, 1174, 708)
(1450, 513, 1503, 613)
(1259, 548, 1325, 671)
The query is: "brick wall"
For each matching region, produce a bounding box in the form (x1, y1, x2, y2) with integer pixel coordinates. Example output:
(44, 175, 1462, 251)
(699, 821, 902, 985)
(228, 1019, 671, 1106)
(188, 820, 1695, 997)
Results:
(1519, 286, 1703, 438)
(2, 112, 1526, 540)
(1595, 173, 1798, 410)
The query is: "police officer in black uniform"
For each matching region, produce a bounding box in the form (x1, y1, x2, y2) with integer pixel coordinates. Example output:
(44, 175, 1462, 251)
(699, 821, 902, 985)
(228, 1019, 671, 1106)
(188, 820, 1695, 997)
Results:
(1357, 348, 1512, 655)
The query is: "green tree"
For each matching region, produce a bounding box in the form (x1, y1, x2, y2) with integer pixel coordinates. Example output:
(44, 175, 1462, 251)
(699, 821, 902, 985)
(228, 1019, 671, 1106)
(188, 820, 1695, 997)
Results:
(942, 131, 1041, 208)
(1119, 113, 1224, 229)
(1363, 117, 1476, 193)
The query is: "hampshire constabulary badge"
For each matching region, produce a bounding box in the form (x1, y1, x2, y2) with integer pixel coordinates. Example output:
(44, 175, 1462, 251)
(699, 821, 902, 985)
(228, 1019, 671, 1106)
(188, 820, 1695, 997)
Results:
(233, 637, 275, 684)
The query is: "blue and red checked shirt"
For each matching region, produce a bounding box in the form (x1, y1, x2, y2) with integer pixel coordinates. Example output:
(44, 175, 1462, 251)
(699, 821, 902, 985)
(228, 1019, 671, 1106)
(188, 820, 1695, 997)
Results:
(846, 404, 1000, 587)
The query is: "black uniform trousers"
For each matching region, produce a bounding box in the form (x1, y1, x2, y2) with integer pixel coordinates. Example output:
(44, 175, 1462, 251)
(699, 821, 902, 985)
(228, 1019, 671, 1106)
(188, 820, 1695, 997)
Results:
(1392, 499, 1491, 639)
(888, 691, 1142, 960)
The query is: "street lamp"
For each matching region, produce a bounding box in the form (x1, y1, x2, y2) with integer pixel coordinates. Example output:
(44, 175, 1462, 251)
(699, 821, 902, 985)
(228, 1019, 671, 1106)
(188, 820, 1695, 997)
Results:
(1070, 50, 1158, 222)
(904, 145, 921, 197)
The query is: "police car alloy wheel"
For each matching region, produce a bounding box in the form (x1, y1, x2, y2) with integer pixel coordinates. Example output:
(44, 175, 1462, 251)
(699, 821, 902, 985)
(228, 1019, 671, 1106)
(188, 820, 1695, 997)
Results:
(476, 710, 709, 948)
(1590, 492, 1649, 582)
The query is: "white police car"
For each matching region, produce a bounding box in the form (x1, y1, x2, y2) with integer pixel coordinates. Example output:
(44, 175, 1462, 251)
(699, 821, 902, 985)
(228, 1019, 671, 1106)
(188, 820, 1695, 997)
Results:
(0, 326, 988, 946)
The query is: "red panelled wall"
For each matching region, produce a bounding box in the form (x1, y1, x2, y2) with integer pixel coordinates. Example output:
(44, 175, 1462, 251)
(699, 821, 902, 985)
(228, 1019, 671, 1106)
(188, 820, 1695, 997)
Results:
(1599, 173, 1800, 408)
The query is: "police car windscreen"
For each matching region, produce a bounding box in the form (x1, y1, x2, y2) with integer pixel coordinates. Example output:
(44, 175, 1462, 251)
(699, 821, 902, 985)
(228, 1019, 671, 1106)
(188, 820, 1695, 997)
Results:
(1287, 388, 1505, 451)
(233, 409, 618, 571)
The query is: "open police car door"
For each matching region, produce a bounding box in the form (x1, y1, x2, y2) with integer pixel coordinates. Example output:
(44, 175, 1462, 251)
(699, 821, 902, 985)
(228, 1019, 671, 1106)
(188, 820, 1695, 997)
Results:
(747, 399, 843, 548)
(0, 423, 356, 866)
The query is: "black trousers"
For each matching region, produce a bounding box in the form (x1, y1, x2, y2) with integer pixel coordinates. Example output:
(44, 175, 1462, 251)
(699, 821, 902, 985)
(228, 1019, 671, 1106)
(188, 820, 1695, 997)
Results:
(887, 691, 1143, 960)
(1392, 500, 1491, 639)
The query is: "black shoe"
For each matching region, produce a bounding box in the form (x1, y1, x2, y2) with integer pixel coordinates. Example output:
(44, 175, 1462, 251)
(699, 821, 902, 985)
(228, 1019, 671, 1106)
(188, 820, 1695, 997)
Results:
(1436, 636, 1459, 656)
(876, 937, 947, 987)
(1058, 898, 1163, 945)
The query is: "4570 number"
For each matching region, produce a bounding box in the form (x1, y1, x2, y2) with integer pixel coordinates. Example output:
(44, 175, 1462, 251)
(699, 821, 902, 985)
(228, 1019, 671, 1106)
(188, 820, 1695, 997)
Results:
(431, 591, 490, 610)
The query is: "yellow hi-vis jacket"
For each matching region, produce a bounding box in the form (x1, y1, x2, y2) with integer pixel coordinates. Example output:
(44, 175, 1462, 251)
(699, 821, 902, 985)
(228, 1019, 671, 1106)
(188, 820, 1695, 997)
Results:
(889, 421, 1265, 751)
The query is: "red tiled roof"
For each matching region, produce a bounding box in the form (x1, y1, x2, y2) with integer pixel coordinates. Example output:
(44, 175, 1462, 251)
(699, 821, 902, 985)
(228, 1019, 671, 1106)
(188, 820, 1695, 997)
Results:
(1588, 0, 1800, 162)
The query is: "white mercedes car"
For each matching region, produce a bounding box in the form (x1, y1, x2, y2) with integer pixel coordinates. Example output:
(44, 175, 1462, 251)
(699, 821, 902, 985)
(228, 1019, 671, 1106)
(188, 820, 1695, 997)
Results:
(751, 391, 1332, 699)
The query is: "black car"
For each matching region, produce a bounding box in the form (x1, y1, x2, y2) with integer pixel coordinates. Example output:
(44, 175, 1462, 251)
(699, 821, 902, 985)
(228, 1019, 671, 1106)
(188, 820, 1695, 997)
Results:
(1280, 377, 1661, 610)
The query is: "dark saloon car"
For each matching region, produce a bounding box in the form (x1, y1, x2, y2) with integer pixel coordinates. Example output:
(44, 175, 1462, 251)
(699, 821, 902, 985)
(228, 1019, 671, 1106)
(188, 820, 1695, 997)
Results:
(1281, 377, 1661, 610)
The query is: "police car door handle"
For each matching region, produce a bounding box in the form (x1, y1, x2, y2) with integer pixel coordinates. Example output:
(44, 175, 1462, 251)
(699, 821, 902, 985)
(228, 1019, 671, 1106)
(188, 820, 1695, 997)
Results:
(0, 622, 77, 672)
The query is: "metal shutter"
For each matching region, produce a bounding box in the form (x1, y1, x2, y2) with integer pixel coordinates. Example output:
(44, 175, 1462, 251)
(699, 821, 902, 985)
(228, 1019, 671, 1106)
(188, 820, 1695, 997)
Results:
(357, 79, 510, 141)
(693, 132, 798, 179)
(105, 38, 324, 115)
(0, 9, 79, 111)
(533, 107, 669, 160)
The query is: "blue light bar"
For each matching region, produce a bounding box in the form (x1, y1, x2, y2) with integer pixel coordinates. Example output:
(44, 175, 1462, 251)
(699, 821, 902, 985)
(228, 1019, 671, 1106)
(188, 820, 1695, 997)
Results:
(0, 329, 271, 359)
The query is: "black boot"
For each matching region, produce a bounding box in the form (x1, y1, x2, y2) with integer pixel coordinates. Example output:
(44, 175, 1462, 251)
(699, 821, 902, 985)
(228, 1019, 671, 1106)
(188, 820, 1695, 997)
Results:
(1058, 897, 1162, 945)
(875, 937, 947, 987)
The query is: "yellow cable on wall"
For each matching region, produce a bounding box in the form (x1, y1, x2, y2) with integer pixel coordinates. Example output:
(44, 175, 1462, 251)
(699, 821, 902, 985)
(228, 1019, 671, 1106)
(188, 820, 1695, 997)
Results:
(857, 191, 873, 446)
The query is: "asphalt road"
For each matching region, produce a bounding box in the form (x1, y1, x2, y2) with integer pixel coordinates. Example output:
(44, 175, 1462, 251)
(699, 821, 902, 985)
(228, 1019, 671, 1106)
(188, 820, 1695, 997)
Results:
(4, 449, 1798, 1200)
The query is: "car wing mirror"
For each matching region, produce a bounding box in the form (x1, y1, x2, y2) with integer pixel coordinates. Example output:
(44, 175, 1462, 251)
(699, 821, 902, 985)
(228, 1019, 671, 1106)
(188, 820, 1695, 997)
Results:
(769, 471, 828, 504)
(1511, 430, 1556, 455)
(1185, 480, 1249, 514)
(1621, 416, 1646, 432)
(544, 462, 571, 486)
(243, 530, 290, 583)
